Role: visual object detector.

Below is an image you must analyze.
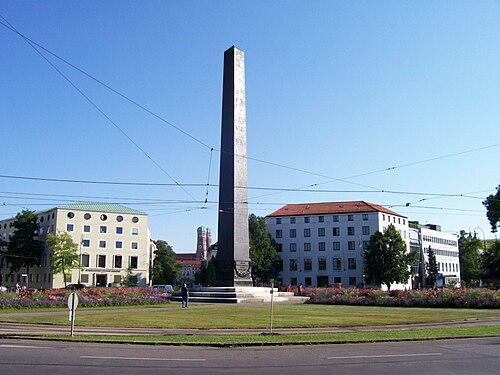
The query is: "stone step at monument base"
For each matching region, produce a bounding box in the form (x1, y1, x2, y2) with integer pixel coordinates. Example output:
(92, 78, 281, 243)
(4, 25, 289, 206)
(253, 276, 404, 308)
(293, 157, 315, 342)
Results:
(170, 286, 309, 304)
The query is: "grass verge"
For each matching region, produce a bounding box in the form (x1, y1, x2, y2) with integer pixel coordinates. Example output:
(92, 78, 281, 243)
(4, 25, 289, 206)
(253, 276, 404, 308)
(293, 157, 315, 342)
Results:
(7, 325, 500, 347)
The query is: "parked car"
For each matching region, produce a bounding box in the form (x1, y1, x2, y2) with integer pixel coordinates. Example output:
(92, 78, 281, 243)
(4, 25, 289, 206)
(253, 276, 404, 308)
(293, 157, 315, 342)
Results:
(0, 286, 7, 292)
(152, 284, 173, 295)
(65, 283, 86, 290)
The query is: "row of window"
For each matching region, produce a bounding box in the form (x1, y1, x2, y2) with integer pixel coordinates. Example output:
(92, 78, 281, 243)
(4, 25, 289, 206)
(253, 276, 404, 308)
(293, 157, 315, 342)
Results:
(276, 226, 372, 239)
(275, 214, 371, 225)
(286, 276, 358, 287)
(381, 214, 405, 225)
(3, 273, 52, 283)
(423, 235, 457, 247)
(82, 239, 139, 250)
(81, 254, 139, 269)
(438, 262, 459, 273)
(67, 212, 140, 223)
(423, 247, 459, 258)
(277, 241, 369, 252)
(66, 223, 139, 235)
(281, 257, 358, 272)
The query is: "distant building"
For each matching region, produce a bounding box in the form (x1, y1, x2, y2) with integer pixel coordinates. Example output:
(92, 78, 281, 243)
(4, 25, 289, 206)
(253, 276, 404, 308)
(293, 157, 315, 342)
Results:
(0, 202, 153, 289)
(266, 201, 410, 290)
(177, 258, 202, 286)
(196, 226, 212, 261)
(409, 222, 460, 287)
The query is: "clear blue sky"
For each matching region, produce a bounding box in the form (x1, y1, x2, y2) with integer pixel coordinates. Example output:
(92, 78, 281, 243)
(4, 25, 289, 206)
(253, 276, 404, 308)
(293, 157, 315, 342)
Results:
(1, 1, 499, 252)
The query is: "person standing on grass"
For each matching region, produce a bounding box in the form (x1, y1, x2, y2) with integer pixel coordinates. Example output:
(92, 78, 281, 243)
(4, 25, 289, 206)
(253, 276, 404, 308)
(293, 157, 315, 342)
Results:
(298, 283, 303, 296)
(181, 283, 189, 308)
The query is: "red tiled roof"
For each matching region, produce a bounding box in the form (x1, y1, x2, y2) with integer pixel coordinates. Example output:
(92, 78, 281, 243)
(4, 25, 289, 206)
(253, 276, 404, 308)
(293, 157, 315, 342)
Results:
(175, 253, 197, 261)
(266, 201, 405, 218)
(176, 259, 202, 267)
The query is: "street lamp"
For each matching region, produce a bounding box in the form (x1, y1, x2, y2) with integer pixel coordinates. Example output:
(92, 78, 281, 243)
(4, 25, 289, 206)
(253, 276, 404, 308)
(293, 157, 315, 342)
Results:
(473, 227, 487, 252)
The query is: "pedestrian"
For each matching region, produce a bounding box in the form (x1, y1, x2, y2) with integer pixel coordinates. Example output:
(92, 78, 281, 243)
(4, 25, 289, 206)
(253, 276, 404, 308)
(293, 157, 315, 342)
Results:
(298, 283, 303, 296)
(286, 284, 291, 293)
(181, 283, 189, 308)
(15, 282, 21, 294)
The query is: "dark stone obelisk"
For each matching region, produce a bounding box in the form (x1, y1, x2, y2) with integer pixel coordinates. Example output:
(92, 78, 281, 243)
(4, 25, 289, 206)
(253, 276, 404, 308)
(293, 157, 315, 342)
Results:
(214, 46, 252, 287)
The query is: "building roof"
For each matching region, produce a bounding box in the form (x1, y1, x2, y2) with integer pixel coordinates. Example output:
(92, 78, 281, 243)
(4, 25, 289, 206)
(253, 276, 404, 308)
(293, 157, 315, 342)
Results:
(266, 201, 405, 218)
(175, 253, 197, 261)
(57, 202, 146, 215)
(177, 259, 202, 267)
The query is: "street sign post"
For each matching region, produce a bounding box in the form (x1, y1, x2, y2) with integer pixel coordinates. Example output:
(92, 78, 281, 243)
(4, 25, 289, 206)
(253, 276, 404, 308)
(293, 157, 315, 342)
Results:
(67, 292, 79, 337)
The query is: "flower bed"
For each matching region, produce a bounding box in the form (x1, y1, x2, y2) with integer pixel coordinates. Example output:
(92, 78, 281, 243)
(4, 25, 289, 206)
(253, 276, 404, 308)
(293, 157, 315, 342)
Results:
(0, 287, 168, 309)
(305, 288, 500, 309)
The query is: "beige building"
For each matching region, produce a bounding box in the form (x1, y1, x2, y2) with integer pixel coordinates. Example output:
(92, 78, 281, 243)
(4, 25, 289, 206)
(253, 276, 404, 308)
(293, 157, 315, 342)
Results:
(0, 202, 153, 289)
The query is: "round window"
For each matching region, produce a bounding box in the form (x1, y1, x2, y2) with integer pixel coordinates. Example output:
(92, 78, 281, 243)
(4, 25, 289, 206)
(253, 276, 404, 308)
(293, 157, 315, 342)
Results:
(116, 215, 123, 222)
(132, 216, 139, 223)
(67, 212, 75, 219)
(84, 213, 91, 220)
(100, 214, 108, 221)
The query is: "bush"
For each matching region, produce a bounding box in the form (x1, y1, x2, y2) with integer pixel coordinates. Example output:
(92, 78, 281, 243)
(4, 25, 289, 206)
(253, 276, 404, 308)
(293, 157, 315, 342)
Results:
(0, 287, 167, 309)
(305, 288, 500, 309)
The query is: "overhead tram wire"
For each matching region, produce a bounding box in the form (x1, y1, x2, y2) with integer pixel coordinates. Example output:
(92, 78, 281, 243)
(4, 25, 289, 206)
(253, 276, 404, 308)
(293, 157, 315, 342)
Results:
(0, 15, 198, 204)
(2, 18, 499, 204)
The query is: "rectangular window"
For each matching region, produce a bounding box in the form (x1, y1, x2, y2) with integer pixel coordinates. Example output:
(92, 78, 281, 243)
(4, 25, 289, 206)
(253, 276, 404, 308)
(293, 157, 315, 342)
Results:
(318, 228, 325, 237)
(348, 241, 356, 250)
(290, 229, 296, 238)
(277, 259, 283, 272)
(348, 258, 357, 270)
(332, 215, 339, 222)
(382, 214, 385, 221)
(318, 242, 326, 251)
(332, 227, 340, 236)
(348, 227, 355, 236)
(290, 277, 297, 286)
(333, 242, 340, 251)
(304, 258, 312, 271)
(97, 255, 106, 268)
(333, 258, 342, 270)
(129, 256, 138, 269)
(276, 244, 282, 252)
(131, 228, 139, 236)
(318, 216, 324, 223)
(115, 241, 123, 249)
(362, 226, 370, 235)
(81, 274, 89, 283)
(99, 240, 106, 248)
(131, 242, 138, 250)
(276, 218, 282, 225)
(363, 241, 369, 251)
(290, 259, 297, 271)
(348, 214, 354, 221)
(66, 223, 74, 232)
(82, 239, 90, 248)
(113, 275, 121, 283)
(100, 226, 107, 234)
(290, 217, 296, 224)
(305, 277, 312, 287)
(304, 217, 310, 223)
(290, 243, 297, 252)
(116, 227, 123, 235)
(362, 214, 369, 221)
(275, 229, 282, 238)
(304, 228, 311, 237)
(304, 243, 311, 252)
(349, 276, 357, 286)
(83, 225, 91, 233)
(64, 274, 72, 283)
(318, 257, 326, 270)
(81, 254, 90, 267)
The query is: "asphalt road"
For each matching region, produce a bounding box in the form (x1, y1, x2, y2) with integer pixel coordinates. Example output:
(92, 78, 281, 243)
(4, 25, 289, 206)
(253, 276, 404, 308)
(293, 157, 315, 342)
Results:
(0, 337, 498, 374)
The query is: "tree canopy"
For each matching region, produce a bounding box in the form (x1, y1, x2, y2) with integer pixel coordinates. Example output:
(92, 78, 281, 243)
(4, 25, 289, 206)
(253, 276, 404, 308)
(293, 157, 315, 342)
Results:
(364, 224, 411, 290)
(458, 230, 482, 287)
(47, 230, 79, 287)
(426, 246, 438, 287)
(249, 214, 280, 284)
(4, 210, 44, 277)
(481, 241, 500, 281)
(151, 240, 179, 285)
(483, 185, 500, 233)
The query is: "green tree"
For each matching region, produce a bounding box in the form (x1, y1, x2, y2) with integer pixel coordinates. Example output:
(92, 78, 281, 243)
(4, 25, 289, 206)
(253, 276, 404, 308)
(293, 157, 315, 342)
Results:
(151, 240, 179, 285)
(364, 224, 412, 291)
(483, 185, 500, 233)
(249, 214, 280, 285)
(47, 231, 79, 287)
(123, 266, 138, 287)
(4, 210, 44, 282)
(481, 241, 500, 282)
(426, 246, 438, 287)
(458, 230, 482, 287)
(195, 259, 215, 286)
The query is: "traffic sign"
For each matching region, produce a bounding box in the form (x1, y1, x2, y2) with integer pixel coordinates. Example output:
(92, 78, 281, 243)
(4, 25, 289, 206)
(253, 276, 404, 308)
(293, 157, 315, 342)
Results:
(67, 292, 79, 310)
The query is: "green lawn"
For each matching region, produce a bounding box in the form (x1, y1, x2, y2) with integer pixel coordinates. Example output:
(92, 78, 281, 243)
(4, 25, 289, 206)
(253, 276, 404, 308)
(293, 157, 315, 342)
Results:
(24, 325, 500, 346)
(1, 303, 499, 329)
